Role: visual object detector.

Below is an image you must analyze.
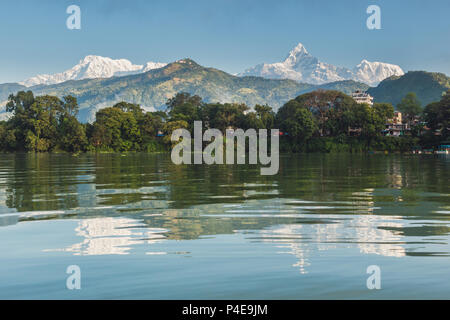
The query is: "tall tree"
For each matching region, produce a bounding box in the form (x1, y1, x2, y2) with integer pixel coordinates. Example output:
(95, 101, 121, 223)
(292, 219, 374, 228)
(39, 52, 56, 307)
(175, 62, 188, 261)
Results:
(90, 107, 141, 151)
(283, 108, 317, 142)
(423, 91, 450, 140)
(397, 92, 422, 124)
(166, 92, 203, 131)
(254, 104, 275, 129)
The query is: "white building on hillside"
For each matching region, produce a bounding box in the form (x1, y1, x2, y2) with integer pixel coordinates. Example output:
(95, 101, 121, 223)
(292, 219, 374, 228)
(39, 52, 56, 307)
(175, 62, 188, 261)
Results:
(351, 90, 374, 106)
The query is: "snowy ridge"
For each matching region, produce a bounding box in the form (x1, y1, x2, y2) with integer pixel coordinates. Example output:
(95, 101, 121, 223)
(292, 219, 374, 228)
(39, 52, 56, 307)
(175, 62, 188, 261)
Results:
(20, 55, 167, 87)
(239, 43, 404, 86)
(352, 59, 404, 86)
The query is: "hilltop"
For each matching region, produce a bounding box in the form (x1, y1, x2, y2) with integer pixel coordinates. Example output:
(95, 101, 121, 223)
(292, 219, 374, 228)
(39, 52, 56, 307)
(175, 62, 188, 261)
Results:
(368, 71, 450, 107)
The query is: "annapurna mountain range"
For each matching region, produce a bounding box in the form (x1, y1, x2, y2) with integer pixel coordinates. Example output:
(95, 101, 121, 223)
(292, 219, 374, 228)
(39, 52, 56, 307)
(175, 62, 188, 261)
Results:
(17, 43, 403, 87)
(2, 43, 446, 123)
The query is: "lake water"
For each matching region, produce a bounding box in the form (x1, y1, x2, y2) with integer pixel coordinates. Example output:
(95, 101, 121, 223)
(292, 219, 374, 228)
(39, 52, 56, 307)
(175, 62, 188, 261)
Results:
(0, 153, 449, 299)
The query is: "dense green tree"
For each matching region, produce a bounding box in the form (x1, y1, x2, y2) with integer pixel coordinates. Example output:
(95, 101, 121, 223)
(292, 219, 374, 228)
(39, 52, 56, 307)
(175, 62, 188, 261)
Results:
(282, 108, 317, 142)
(0, 122, 16, 151)
(58, 116, 88, 152)
(113, 101, 143, 113)
(5, 92, 76, 151)
(166, 92, 203, 112)
(0, 89, 441, 154)
(343, 102, 393, 140)
(62, 95, 80, 117)
(140, 112, 164, 139)
(373, 102, 395, 120)
(5, 90, 35, 114)
(279, 90, 356, 136)
(202, 103, 249, 132)
(86, 101, 166, 152)
(423, 91, 450, 140)
(397, 92, 422, 123)
(238, 111, 264, 130)
(3, 91, 86, 152)
(254, 104, 275, 129)
(165, 93, 203, 132)
(90, 107, 141, 151)
(5, 91, 40, 150)
(56, 96, 88, 152)
(162, 120, 189, 145)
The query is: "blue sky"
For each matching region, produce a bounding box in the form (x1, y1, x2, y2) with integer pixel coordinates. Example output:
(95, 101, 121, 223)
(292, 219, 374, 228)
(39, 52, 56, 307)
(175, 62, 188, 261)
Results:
(0, 0, 449, 83)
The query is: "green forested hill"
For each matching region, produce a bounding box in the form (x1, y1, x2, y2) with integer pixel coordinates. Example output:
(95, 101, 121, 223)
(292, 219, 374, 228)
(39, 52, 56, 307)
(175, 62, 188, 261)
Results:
(368, 71, 450, 107)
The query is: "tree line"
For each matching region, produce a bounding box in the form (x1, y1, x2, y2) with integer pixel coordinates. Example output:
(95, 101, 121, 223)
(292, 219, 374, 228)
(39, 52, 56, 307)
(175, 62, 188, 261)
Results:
(0, 89, 448, 153)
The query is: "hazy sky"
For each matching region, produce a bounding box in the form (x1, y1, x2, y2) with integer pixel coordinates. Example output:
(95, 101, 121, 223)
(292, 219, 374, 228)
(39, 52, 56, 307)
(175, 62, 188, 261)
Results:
(1, 0, 449, 83)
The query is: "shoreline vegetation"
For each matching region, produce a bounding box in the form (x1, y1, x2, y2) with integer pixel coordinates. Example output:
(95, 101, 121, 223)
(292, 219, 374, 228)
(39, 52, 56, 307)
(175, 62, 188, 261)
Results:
(0, 90, 448, 154)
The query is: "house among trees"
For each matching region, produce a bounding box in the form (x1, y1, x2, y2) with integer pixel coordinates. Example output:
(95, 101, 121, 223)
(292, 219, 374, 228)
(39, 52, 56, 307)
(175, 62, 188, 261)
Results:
(351, 90, 374, 106)
(384, 111, 409, 136)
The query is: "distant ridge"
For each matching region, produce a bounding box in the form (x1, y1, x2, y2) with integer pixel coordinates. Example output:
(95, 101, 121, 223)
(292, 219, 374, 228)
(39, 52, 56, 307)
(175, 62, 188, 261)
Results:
(368, 71, 450, 106)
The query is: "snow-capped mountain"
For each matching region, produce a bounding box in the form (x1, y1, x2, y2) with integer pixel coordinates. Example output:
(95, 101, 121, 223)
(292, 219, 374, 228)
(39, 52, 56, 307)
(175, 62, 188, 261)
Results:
(352, 59, 404, 86)
(239, 43, 404, 86)
(19, 55, 167, 87)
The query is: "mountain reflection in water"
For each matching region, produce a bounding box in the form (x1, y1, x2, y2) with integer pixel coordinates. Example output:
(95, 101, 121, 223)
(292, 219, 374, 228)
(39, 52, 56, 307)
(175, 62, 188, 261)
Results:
(0, 153, 448, 299)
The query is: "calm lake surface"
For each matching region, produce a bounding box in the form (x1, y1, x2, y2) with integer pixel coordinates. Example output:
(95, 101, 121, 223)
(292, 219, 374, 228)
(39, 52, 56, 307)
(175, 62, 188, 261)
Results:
(0, 153, 449, 299)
